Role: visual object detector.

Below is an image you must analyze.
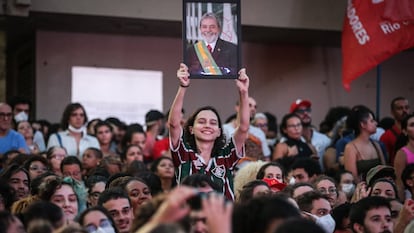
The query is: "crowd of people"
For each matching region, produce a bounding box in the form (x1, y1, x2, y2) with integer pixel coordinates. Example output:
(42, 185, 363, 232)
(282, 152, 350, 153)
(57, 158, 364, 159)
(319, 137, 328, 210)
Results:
(0, 63, 413, 233)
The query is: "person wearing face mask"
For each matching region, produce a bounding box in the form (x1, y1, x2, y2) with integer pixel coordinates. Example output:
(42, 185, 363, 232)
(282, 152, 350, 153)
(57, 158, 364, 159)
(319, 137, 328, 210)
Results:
(297, 191, 336, 233)
(78, 206, 119, 233)
(47, 103, 100, 158)
(9, 96, 47, 152)
(336, 170, 356, 202)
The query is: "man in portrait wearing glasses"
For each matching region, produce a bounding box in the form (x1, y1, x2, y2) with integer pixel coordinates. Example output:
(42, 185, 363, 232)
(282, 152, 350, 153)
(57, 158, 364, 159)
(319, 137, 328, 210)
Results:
(186, 12, 237, 76)
(0, 103, 29, 154)
(289, 99, 331, 171)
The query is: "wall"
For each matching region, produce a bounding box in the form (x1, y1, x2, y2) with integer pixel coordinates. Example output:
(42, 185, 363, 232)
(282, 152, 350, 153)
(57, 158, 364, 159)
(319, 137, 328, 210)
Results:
(36, 30, 414, 126)
(30, 0, 346, 31)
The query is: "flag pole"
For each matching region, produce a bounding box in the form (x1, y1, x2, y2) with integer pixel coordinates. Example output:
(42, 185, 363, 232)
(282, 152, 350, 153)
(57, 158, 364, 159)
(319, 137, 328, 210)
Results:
(376, 64, 381, 119)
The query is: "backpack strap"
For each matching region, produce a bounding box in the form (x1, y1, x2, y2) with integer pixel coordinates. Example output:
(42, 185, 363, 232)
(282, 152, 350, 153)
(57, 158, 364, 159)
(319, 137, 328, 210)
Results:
(55, 133, 63, 147)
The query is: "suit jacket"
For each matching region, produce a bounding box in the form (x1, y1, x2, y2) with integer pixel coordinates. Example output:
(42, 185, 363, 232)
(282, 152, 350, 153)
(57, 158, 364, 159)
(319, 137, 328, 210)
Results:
(187, 38, 238, 76)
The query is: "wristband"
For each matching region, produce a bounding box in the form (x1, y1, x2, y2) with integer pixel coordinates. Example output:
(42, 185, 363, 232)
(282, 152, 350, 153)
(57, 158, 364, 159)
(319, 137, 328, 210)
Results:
(180, 84, 189, 88)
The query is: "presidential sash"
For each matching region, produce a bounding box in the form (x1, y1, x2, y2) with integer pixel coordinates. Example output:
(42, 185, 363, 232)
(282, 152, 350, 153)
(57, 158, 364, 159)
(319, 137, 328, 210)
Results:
(194, 41, 222, 75)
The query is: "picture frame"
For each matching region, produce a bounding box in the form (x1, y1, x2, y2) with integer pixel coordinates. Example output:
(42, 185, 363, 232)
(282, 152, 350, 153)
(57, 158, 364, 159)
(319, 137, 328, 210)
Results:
(183, 0, 241, 79)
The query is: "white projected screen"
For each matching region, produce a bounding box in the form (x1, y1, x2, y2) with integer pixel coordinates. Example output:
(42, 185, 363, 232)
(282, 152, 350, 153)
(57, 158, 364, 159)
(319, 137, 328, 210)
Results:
(72, 66, 163, 125)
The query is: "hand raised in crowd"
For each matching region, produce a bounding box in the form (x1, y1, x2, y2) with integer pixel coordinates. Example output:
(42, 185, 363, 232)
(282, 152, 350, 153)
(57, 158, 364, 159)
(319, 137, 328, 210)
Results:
(236, 68, 249, 93)
(136, 186, 197, 233)
(177, 63, 190, 88)
(351, 181, 370, 203)
(394, 199, 414, 233)
(202, 193, 233, 233)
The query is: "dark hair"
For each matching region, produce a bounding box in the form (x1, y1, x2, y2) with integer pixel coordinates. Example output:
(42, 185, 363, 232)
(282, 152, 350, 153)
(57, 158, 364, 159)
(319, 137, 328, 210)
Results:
(120, 144, 143, 162)
(7, 154, 29, 167)
(23, 155, 49, 172)
(401, 112, 414, 131)
(332, 203, 352, 231)
(84, 147, 103, 160)
(350, 196, 390, 229)
(46, 146, 67, 160)
(98, 187, 130, 206)
(274, 218, 325, 233)
(98, 156, 122, 178)
(296, 190, 328, 213)
(23, 201, 64, 229)
(402, 164, 414, 190)
(0, 180, 15, 211)
(238, 180, 269, 203)
(256, 162, 285, 180)
(184, 106, 225, 157)
(395, 113, 414, 152)
(106, 173, 129, 189)
(346, 105, 375, 136)
(391, 97, 407, 111)
(283, 182, 314, 198)
(319, 106, 351, 135)
(1, 150, 20, 166)
(60, 156, 82, 172)
(30, 171, 57, 196)
(232, 195, 301, 233)
(121, 124, 145, 151)
(290, 157, 322, 178)
(85, 175, 108, 193)
(126, 160, 149, 177)
(378, 117, 395, 131)
(60, 103, 88, 130)
(263, 112, 278, 136)
(105, 117, 124, 128)
(313, 175, 339, 197)
(108, 176, 150, 195)
(334, 169, 353, 184)
(181, 173, 221, 192)
(150, 157, 177, 191)
(94, 120, 114, 135)
(151, 156, 172, 173)
(8, 96, 31, 111)
(77, 206, 119, 233)
(368, 178, 398, 198)
(279, 113, 301, 138)
(0, 164, 30, 192)
(136, 172, 163, 196)
(38, 176, 77, 202)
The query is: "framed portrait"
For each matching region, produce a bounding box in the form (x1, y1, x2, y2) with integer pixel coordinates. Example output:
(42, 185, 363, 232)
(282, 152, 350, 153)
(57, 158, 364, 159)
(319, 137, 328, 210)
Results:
(183, 0, 241, 79)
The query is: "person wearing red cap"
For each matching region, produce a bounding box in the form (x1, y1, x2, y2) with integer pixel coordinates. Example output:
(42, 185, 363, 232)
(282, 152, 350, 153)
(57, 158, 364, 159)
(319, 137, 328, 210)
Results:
(289, 99, 331, 171)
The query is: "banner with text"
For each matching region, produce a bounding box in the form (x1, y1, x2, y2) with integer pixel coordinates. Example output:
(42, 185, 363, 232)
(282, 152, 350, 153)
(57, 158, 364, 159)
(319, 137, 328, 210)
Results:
(342, 0, 414, 91)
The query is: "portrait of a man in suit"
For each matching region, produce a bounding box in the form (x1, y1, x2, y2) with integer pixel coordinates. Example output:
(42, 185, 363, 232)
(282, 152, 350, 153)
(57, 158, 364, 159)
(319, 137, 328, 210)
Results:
(186, 12, 238, 77)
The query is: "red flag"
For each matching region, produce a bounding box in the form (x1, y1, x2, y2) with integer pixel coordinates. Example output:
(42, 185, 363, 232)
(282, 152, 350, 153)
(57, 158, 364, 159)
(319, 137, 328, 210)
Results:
(383, 0, 414, 22)
(342, 0, 414, 91)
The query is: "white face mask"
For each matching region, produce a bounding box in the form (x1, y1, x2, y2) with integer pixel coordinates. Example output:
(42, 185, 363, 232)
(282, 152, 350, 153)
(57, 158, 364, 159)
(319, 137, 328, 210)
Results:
(14, 111, 28, 122)
(93, 226, 116, 233)
(68, 124, 85, 133)
(341, 183, 355, 195)
(305, 212, 336, 233)
(289, 176, 296, 185)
